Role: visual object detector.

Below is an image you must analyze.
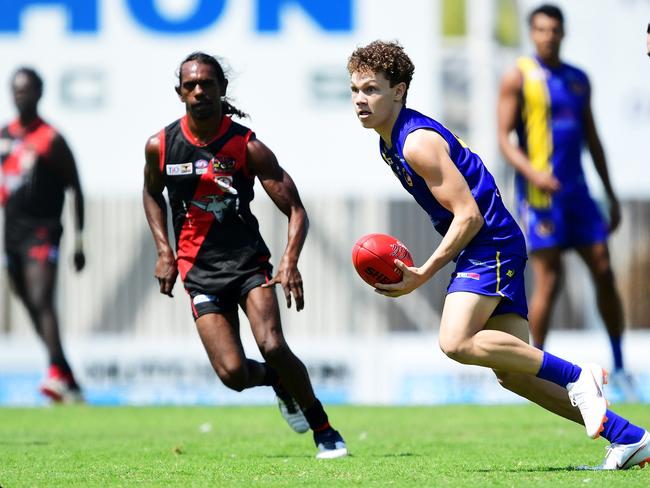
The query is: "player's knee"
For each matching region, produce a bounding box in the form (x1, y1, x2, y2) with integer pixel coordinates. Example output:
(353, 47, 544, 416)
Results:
(216, 364, 248, 392)
(258, 338, 289, 364)
(592, 262, 614, 285)
(439, 338, 473, 364)
(535, 272, 561, 294)
(25, 290, 52, 313)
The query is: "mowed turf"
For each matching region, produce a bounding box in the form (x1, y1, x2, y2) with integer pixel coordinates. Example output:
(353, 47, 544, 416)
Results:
(1, 404, 649, 487)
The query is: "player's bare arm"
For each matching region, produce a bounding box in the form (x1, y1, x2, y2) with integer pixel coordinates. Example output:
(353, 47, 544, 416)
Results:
(497, 66, 560, 193)
(50, 134, 86, 271)
(375, 129, 483, 298)
(247, 137, 308, 311)
(143, 134, 178, 297)
(583, 99, 621, 231)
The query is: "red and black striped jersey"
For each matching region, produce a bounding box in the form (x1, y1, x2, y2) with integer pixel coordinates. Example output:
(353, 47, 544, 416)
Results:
(0, 118, 66, 250)
(160, 115, 271, 293)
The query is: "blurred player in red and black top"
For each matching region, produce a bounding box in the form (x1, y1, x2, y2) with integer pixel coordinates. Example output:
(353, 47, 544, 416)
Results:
(0, 68, 85, 402)
(143, 52, 347, 458)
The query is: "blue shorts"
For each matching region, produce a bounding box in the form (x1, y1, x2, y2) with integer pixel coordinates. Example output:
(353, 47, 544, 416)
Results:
(447, 249, 528, 320)
(519, 195, 608, 252)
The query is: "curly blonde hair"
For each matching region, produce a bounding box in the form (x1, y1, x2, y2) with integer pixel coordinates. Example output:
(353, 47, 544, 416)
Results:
(347, 40, 415, 104)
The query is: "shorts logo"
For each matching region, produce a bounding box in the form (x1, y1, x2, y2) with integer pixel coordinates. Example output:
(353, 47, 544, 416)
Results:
(195, 159, 209, 175)
(400, 166, 413, 187)
(536, 219, 555, 237)
(389, 242, 409, 260)
(506, 269, 515, 278)
(28, 244, 59, 263)
(193, 294, 216, 305)
(212, 156, 236, 171)
(456, 272, 480, 280)
(166, 162, 193, 176)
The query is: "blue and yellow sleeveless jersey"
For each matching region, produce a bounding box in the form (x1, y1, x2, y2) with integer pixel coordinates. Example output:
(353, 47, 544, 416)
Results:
(515, 56, 591, 208)
(379, 107, 526, 258)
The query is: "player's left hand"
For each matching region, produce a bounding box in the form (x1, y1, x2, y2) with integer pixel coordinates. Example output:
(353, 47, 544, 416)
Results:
(609, 197, 621, 232)
(262, 260, 304, 311)
(374, 259, 428, 298)
(73, 249, 85, 272)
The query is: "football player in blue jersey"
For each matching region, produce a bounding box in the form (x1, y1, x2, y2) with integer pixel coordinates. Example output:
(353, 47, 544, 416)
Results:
(497, 4, 637, 401)
(348, 39, 649, 470)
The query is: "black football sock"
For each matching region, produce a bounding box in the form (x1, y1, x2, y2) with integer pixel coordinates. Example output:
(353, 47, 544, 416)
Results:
(303, 399, 330, 431)
(255, 361, 279, 387)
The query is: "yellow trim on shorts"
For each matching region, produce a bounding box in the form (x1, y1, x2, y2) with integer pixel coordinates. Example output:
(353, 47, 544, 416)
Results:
(517, 56, 553, 209)
(495, 251, 505, 297)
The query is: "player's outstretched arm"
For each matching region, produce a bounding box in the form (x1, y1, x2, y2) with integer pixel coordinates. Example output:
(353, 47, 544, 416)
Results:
(143, 134, 178, 297)
(375, 130, 484, 298)
(497, 66, 560, 193)
(51, 134, 85, 271)
(247, 137, 308, 311)
(583, 98, 621, 231)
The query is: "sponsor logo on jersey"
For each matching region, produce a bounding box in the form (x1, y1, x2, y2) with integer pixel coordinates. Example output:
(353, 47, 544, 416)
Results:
(166, 162, 193, 176)
(215, 176, 235, 192)
(192, 294, 216, 305)
(455, 272, 480, 280)
(0, 138, 13, 156)
(195, 159, 209, 175)
(569, 81, 587, 96)
(468, 259, 496, 269)
(211, 156, 236, 171)
(190, 194, 237, 223)
(506, 269, 515, 278)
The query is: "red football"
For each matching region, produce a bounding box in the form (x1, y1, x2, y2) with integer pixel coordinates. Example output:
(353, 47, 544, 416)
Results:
(352, 233, 414, 286)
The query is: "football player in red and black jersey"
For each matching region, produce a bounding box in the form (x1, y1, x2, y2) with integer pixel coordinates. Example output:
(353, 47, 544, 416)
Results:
(0, 68, 85, 403)
(143, 52, 347, 459)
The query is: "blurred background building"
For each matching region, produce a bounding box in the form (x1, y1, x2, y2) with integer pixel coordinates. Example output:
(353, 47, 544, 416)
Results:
(1, 0, 649, 405)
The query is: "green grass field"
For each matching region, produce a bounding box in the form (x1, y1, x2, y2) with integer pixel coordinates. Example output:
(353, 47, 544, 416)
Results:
(1, 404, 649, 487)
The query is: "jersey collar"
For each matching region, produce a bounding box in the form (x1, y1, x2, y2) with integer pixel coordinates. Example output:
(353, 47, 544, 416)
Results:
(180, 115, 232, 147)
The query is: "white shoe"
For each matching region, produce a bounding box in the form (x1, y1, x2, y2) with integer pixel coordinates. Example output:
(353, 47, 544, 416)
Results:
(578, 430, 650, 470)
(608, 370, 641, 403)
(40, 377, 84, 404)
(314, 428, 348, 459)
(275, 394, 309, 434)
(567, 363, 609, 439)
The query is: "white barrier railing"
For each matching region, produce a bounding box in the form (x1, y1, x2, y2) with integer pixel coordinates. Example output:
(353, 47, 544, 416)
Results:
(1, 196, 648, 338)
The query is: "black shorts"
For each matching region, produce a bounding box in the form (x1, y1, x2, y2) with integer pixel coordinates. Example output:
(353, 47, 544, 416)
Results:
(5, 223, 62, 279)
(187, 269, 271, 319)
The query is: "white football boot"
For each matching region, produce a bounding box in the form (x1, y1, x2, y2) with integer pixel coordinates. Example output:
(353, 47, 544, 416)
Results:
(314, 428, 348, 459)
(578, 430, 650, 470)
(274, 386, 309, 434)
(566, 363, 609, 439)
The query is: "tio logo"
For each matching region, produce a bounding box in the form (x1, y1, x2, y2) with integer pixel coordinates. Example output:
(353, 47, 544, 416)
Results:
(0, 0, 353, 34)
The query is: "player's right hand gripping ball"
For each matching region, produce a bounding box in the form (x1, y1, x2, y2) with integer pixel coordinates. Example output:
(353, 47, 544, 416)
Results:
(352, 233, 414, 287)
